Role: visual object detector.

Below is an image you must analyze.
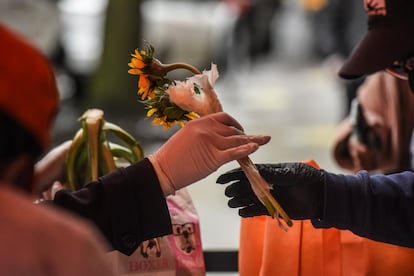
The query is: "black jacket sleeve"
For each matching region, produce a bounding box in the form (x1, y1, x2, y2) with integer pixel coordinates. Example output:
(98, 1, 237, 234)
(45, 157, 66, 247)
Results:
(53, 158, 172, 255)
(312, 170, 414, 248)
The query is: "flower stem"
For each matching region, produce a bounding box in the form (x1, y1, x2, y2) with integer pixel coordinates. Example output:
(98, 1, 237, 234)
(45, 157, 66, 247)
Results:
(237, 156, 293, 229)
(163, 63, 201, 75)
(213, 95, 292, 228)
(207, 89, 292, 229)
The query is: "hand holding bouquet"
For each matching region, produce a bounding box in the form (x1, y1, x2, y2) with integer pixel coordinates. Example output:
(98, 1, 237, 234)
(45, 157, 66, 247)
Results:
(128, 44, 293, 229)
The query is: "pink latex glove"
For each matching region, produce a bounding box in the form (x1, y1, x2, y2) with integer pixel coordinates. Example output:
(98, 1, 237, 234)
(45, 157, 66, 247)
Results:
(148, 112, 271, 195)
(42, 181, 66, 200)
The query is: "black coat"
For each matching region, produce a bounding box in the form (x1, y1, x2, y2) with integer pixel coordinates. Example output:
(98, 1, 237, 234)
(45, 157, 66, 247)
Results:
(53, 158, 171, 255)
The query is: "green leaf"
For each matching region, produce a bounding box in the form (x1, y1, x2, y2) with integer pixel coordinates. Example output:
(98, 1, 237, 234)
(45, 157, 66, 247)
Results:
(164, 106, 186, 120)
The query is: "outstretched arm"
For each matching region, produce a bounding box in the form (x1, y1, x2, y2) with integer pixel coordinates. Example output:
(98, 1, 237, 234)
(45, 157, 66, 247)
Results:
(217, 162, 414, 248)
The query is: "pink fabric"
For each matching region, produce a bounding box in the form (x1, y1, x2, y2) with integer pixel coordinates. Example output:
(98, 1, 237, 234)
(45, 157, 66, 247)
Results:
(0, 184, 115, 275)
(333, 71, 414, 173)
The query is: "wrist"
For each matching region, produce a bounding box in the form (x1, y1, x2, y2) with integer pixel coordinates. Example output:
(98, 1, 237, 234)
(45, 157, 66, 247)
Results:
(148, 154, 176, 196)
(313, 171, 363, 228)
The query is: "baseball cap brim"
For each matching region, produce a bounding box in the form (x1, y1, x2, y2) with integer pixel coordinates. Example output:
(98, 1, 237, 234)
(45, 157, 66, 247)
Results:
(339, 24, 414, 79)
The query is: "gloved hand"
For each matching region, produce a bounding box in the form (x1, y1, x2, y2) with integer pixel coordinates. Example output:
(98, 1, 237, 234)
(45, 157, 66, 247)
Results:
(148, 112, 271, 195)
(216, 162, 325, 220)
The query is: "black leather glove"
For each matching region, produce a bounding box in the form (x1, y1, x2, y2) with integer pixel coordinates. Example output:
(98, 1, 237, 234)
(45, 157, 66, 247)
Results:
(216, 162, 325, 220)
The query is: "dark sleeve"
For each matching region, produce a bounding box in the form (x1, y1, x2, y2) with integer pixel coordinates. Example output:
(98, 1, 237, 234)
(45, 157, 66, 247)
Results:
(312, 170, 414, 248)
(53, 158, 172, 255)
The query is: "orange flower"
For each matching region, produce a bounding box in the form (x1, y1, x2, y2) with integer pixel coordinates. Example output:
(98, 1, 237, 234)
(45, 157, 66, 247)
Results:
(127, 43, 292, 230)
(137, 75, 154, 99)
(128, 43, 202, 129)
(127, 49, 147, 74)
(128, 46, 157, 100)
(151, 116, 175, 130)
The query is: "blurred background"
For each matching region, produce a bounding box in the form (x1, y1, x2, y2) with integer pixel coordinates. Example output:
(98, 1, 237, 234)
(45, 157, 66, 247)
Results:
(1, 0, 364, 274)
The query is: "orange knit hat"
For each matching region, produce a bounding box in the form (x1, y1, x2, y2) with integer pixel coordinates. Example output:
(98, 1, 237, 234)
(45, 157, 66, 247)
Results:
(0, 23, 59, 150)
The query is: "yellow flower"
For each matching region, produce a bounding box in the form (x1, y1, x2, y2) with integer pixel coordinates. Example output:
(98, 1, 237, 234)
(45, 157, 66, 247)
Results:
(127, 49, 147, 74)
(128, 42, 203, 129)
(151, 117, 163, 126)
(137, 75, 153, 99)
(163, 121, 175, 130)
(127, 60, 144, 74)
(132, 47, 153, 66)
(151, 116, 175, 130)
(128, 45, 158, 100)
(127, 43, 293, 230)
(146, 108, 158, 117)
(185, 112, 200, 120)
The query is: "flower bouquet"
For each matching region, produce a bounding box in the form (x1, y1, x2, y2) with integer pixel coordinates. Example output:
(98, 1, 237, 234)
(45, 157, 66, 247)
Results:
(128, 43, 293, 230)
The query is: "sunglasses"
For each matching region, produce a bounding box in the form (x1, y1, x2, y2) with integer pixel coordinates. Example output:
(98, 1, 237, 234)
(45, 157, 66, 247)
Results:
(385, 57, 414, 92)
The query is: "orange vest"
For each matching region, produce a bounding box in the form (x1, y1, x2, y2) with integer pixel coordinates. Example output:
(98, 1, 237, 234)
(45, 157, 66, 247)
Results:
(239, 160, 414, 275)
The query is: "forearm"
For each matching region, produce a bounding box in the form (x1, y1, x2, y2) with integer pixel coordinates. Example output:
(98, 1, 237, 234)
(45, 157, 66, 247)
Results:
(53, 158, 172, 255)
(312, 170, 414, 248)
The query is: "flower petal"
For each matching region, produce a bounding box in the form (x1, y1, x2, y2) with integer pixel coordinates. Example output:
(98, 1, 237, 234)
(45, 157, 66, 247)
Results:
(147, 108, 157, 117)
(128, 68, 142, 75)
